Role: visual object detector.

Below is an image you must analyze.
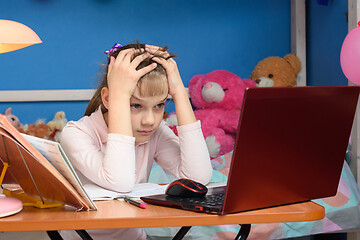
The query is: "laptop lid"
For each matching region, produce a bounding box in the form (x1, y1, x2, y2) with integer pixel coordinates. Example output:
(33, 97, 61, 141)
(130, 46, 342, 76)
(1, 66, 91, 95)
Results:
(221, 86, 359, 214)
(142, 86, 359, 215)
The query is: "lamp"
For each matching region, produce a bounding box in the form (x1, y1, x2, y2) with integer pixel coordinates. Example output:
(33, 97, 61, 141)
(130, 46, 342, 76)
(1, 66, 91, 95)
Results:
(0, 19, 42, 218)
(0, 19, 42, 53)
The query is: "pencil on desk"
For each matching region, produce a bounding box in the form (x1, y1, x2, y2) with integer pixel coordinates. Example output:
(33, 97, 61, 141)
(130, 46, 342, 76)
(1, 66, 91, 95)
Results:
(123, 196, 147, 209)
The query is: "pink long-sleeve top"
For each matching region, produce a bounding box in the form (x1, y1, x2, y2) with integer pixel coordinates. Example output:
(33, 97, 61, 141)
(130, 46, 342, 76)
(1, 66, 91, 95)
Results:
(59, 107, 213, 240)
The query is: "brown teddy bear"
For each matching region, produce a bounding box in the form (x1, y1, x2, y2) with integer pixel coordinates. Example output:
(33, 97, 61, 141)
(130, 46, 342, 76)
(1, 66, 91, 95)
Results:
(250, 54, 301, 87)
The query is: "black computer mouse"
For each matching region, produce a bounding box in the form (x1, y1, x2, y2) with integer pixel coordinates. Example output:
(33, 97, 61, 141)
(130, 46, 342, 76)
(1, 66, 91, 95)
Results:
(165, 178, 208, 197)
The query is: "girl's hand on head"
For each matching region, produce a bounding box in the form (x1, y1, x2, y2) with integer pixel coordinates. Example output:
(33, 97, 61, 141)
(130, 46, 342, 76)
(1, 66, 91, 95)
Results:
(107, 48, 157, 99)
(146, 45, 196, 125)
(145, 45, 186, 98)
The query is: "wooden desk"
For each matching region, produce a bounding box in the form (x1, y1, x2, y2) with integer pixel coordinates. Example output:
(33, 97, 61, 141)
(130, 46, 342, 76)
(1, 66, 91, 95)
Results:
(0, 200, 325, 239)
(1, 200, 324, 230)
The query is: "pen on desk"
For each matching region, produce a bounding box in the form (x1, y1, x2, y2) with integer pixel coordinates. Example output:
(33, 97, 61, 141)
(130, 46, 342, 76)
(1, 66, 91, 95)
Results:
(124, 196, 147, 209)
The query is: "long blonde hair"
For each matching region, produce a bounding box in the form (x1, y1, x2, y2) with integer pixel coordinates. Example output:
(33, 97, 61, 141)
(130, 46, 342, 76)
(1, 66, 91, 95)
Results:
(84, 42, 175, 116)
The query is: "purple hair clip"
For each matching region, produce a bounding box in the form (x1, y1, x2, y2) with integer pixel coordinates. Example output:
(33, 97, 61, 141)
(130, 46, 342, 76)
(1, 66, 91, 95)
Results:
(104, 43, 123, 61)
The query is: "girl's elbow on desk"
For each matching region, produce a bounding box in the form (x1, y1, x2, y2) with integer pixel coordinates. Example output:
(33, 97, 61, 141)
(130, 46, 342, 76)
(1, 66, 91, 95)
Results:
(186, 167, 213, 185)
(202, 167, 214, 185)
(101, 175, 136, 193)
(202, 161, 214, 185)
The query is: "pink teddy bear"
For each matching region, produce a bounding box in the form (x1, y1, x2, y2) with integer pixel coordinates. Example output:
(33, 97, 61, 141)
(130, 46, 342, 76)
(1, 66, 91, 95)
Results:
(188, 70, 256, 158)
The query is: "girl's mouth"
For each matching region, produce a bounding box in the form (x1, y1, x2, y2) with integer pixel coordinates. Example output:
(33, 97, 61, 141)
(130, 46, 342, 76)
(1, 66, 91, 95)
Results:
(138, 130, 153, 135)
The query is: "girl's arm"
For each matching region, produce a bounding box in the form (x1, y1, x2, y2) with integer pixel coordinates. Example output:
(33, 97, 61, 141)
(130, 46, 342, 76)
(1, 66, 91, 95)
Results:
(60, 122, 137, 192)
(146, 45, 212, 184)
(154, 121, 213, 185)
(172, 79, 196, 126)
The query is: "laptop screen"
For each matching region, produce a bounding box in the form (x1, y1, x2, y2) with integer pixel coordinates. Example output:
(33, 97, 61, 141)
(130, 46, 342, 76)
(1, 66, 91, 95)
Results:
(222, 86, 359, 214)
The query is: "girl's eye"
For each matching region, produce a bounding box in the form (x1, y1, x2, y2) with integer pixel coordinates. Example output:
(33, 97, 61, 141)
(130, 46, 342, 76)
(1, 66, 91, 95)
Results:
(155, 103, 165, 109)
(131, 104, 141, 109)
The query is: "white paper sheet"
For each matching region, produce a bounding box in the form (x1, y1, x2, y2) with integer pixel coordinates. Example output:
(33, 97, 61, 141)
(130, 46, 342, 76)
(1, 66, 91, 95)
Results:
(84, 182, 168, 201)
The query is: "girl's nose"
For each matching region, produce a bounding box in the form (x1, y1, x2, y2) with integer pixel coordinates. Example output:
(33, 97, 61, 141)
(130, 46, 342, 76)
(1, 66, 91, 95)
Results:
(142, 110, 155, 125)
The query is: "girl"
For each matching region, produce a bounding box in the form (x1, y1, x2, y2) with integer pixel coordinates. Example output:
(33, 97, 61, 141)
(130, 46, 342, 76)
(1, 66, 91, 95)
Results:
(59, 42, 213, 239)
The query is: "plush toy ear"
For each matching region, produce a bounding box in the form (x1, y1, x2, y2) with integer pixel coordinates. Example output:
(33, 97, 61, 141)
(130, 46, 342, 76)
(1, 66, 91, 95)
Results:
(188, 74, 202, 97)
(5, 107, 12, 116)
(189, 75, 201, 87)
(284, 54, 301, 75)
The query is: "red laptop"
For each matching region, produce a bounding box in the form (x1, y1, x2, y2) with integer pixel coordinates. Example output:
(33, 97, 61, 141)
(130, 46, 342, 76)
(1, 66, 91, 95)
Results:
(141, 86, 360, 215)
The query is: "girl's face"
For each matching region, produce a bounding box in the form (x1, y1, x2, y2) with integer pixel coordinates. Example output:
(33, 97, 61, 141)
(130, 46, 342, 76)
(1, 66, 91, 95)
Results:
(130, 88, 168, 145)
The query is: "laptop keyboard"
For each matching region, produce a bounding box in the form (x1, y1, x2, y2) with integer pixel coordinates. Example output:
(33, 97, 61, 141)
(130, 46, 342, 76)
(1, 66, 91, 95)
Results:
(175, 193, 225, 206)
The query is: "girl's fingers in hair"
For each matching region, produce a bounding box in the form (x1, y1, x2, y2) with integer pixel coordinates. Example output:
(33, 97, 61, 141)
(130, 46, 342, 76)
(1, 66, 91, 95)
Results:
(114, 48, 142, 64)
(136, 62, 157, 78)
(152, 56, 182, 96)
(145, 44, 160, 51)
(145, 44, 165, 51)
(152, 56, 171, 68)
(151, 56, 164, 62)
(130, 52, 150, 68)
(113, 48, 133, 63)
(152, 56, 179, 80)
(145, 45, 168, 55)
(124, 48, 145, 65)
(121, 48, 138, 64)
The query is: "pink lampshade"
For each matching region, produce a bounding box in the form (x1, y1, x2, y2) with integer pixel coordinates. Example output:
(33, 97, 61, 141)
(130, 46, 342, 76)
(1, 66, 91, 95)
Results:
(0, 19, 42, 53)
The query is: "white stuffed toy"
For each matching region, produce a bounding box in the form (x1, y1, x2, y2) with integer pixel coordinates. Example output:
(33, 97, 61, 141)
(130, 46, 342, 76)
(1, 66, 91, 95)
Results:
(47, 111, 68, 142)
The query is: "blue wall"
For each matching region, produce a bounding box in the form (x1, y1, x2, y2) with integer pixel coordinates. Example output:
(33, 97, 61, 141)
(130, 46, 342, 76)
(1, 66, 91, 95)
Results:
(306, 0, 348, 86)
(0, 0, 348, 124)
(0, 0, 291, 123)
